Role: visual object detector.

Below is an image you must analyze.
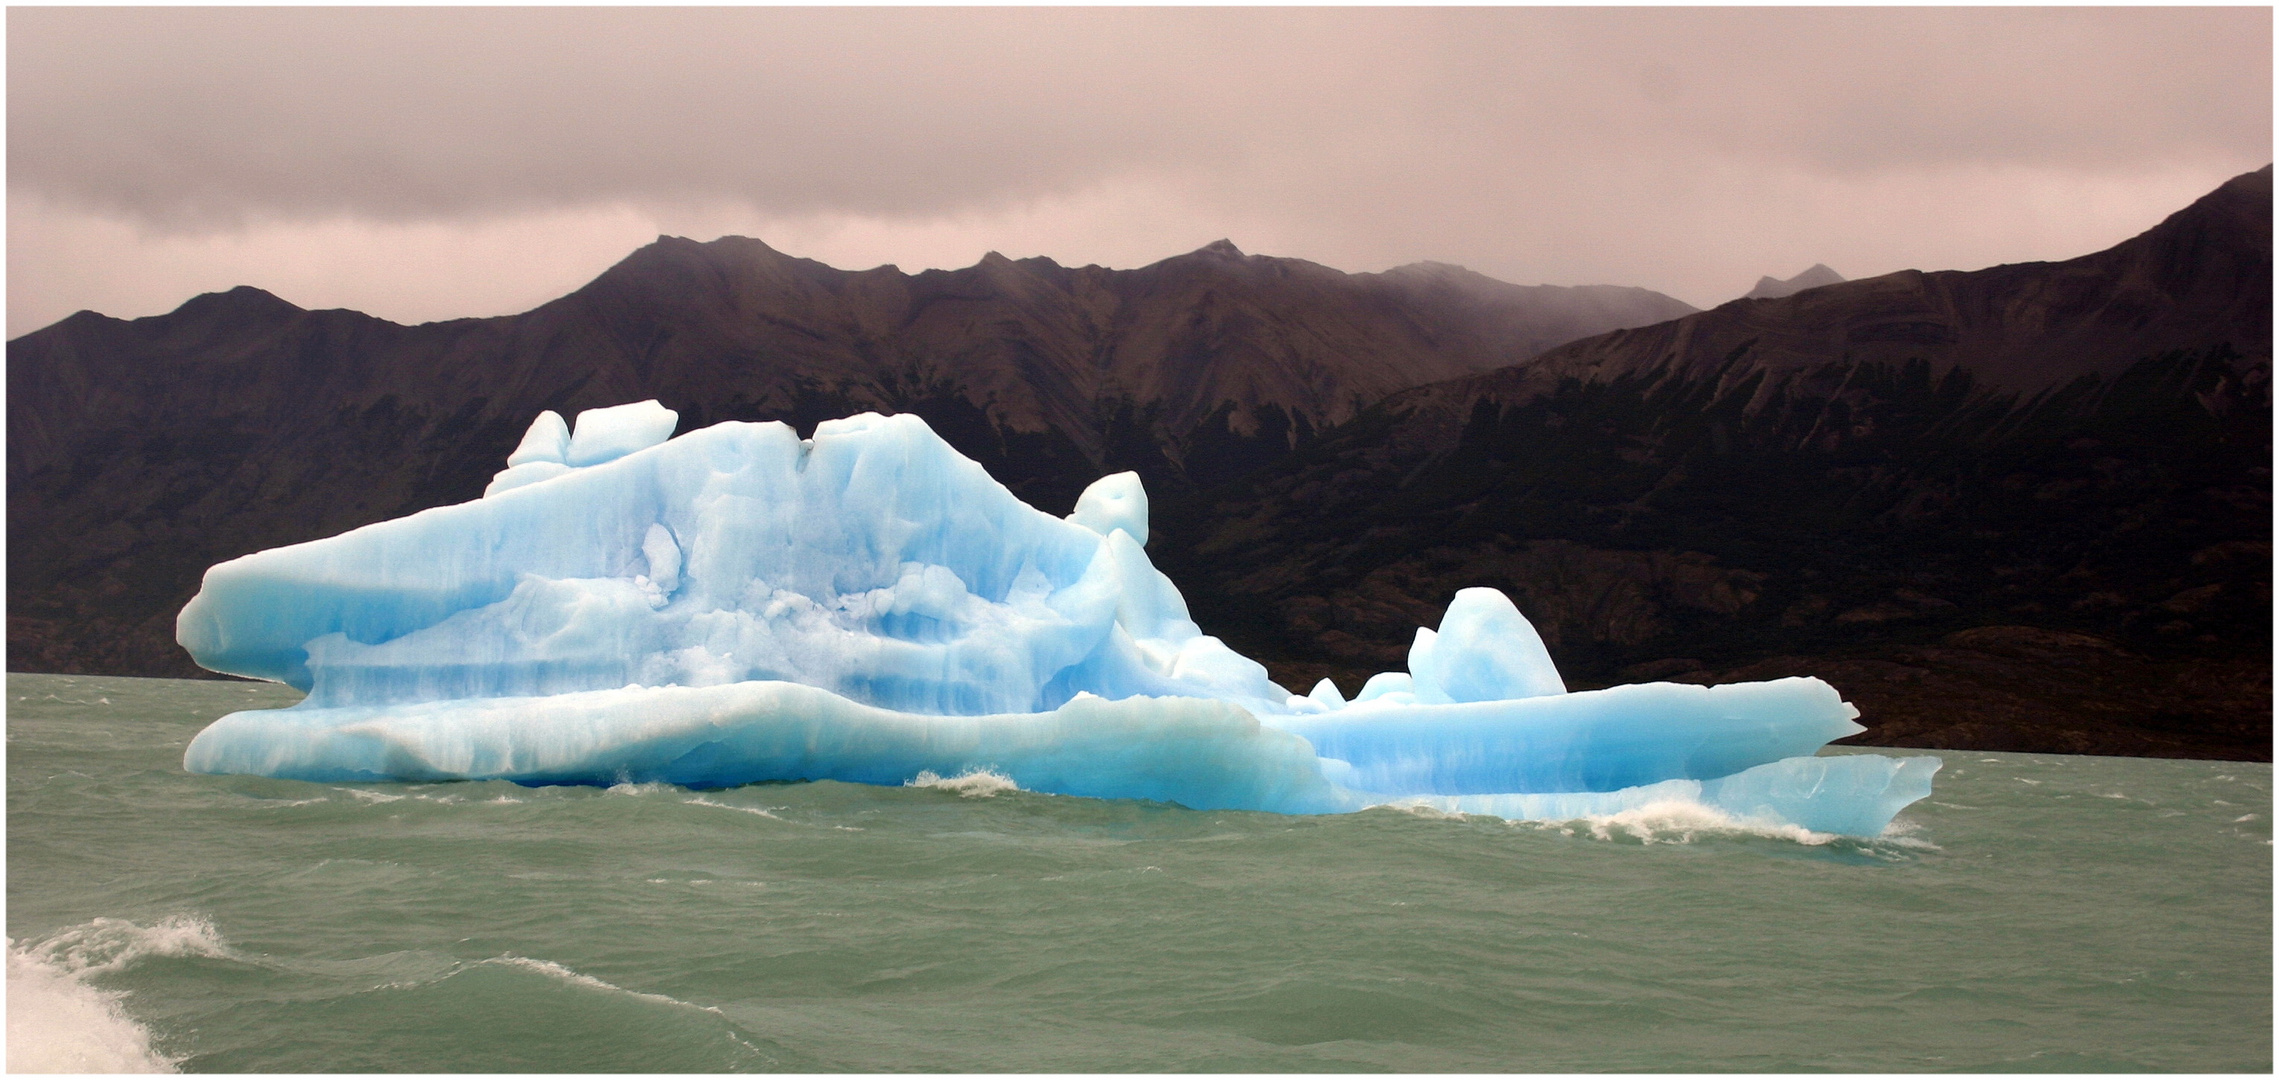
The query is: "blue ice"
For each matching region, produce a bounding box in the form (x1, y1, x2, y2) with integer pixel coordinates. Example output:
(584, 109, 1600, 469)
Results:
(178, 404, 1939, 835)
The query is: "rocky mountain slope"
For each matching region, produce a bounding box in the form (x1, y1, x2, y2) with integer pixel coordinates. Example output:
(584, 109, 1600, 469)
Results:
(1152, 167, 2272, 760)
(7, 240, 1691, 677)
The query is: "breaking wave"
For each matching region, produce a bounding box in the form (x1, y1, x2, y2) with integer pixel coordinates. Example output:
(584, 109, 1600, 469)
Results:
(6, 915, 229, 1073)
(906, 768, 1022, 798)
(1384, 796, 1939, 851)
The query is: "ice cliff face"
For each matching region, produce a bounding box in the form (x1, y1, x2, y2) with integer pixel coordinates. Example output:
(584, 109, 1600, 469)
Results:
(177, 404, 1938, 834)
(181, 404, 1290, 719)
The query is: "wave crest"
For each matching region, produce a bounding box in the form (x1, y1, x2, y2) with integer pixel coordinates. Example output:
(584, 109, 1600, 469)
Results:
(907, 768, 1021, 798)
(6, 915, 226, 1074)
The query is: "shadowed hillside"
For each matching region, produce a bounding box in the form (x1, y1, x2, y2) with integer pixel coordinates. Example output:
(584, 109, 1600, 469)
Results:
(1151, 168, 2272, 760)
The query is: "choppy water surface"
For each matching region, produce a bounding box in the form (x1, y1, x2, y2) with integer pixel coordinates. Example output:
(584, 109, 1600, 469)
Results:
(8, 673, 2270, 1072)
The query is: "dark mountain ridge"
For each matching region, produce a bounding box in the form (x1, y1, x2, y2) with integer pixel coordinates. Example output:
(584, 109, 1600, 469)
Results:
(1152, 167, 2271, 760)
(7, 238, 1691, 677)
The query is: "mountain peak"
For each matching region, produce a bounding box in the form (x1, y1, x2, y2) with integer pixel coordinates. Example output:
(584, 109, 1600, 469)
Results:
(1196, 239, 1246, 259)
(162, 285, 303, 324)
(1745, 263, 1846, 300)
(570, 234, 809, 303)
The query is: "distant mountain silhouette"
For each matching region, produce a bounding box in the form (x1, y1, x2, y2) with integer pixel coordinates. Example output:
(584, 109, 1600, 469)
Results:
(1745, 263, 1845, 299)
(1152, 167, 2271, 760)
(6, 240, 1692, 677)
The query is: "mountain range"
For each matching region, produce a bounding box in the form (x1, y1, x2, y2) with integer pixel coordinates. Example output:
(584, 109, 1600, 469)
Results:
(7, 238, 1692, 676)
(9, 167, 2269, 759)
(1151, 166, 2270, 759)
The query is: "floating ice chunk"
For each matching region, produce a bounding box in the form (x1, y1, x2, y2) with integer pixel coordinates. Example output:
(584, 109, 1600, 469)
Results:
(565, 400, 678, 467)
(1264, 677, 1863, 795)
(1696, 753, 1944, 838)
(1408, 587, 1564, 703)
(176, 407, 1939, 836)
(1067, 471, 1149, 546)
(506, 411, 571, 467)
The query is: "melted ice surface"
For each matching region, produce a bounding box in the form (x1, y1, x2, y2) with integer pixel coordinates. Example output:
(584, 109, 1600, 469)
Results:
(178, 410, 1936, 834)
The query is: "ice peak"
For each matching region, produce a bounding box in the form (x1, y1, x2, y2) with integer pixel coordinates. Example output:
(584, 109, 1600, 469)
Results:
(1066, 472, 1149, 546)
(506, 411, 570, 467)
(565, 400, 678, 467)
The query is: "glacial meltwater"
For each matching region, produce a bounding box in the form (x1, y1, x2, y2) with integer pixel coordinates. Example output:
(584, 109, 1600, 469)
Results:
(8, 673, 2270, 1073)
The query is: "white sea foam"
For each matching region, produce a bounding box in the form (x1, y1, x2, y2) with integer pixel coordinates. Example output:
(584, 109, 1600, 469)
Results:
(906, 768, 1021, 798)
(685, 796, 786, 820)
(480, 955, 721, 1014)
(1382, 793, 1843, 846)
(21, 915, 230, 977)
(1550, 799, 1839, 846)
(5, 943, 172, 1073)
(6, 916, 228, 1074)
(605, 782, 680, 797)
(1535, 801, 1943, 852)
(1877, 817, 1944, 851)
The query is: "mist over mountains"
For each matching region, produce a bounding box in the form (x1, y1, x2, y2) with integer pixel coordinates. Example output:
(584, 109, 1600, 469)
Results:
(9, 168, 2269, 758)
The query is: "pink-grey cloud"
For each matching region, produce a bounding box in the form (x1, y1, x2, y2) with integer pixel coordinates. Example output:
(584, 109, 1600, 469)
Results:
(8, 7, 2270, 337)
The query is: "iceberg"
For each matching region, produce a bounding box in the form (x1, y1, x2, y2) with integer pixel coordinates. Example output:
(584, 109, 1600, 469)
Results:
(178, 404, 1938, 835)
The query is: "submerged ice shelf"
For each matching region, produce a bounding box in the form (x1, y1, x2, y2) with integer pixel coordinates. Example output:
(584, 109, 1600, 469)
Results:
(178, 402, 1938, 835)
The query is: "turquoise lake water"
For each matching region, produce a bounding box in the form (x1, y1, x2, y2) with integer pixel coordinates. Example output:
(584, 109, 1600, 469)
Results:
(7, 672, 2270, 1072)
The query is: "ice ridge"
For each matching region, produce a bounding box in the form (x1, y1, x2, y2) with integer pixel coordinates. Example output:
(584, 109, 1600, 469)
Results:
(178, 403, 1939, 835)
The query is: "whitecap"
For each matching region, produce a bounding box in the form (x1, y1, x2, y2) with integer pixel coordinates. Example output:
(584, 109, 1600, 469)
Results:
(684, 796, 786, 820)
(21, 914, 231, 976)
(605, 781, 679, 797)
(906, 768, 1021, 798)
(6, 915, 230, 1074)
(1380, 793, 1939, 849)
(479, 955, 721, 1015)
(1545, 799, 1840, 846)
(6, 945, 173, 1073)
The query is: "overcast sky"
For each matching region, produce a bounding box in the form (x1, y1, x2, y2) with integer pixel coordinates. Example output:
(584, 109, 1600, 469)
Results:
(8, 6, 2271, 338)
